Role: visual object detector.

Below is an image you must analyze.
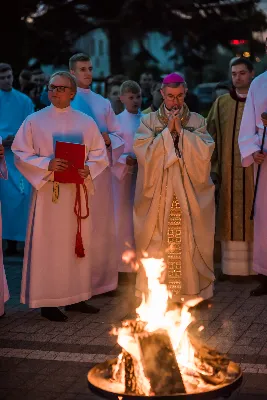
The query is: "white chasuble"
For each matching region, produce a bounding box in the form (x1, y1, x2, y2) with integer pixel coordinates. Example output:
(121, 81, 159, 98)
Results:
(134, 106, 215, 301)
(12, 105, 108, 307)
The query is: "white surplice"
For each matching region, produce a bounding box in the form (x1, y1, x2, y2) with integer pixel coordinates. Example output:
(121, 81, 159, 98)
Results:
(0, 89, 34, 241)
(239, 71, 267, 276)
(11, 105, 108, 308)
(72, 88, 124, 294)
(112, 110, 142, 272)
(0, 152, 9, 316)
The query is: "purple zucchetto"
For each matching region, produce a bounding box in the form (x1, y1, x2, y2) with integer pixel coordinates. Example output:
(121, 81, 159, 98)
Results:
(162, 73, 185, 85)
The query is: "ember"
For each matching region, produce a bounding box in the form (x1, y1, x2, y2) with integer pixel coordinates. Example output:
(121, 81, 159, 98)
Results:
(88, 258, 242, 399)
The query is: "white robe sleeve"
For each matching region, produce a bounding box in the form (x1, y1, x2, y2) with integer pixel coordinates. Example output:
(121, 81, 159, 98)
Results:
(161, 115, 214, 185)
(181, 119, 215, 186)
(105, 101, 124, 165)
(84, 121, 109, 180)
(12, 118, 54, 190)
(134, 119, 171, 198)
(238, 86, 261, 167)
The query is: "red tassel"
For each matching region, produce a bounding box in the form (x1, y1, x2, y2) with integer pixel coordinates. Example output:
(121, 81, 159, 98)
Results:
(74, 184, 89, 258)
(75, 231, 85, 258)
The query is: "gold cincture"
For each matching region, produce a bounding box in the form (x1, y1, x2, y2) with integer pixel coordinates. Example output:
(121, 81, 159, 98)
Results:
(52, 182, 59, 203)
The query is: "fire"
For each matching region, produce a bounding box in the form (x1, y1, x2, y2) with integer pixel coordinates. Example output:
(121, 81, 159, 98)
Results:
(111, 257, 240, 395)
(135, 258, 201, 370)
(113, 258, 203, 393)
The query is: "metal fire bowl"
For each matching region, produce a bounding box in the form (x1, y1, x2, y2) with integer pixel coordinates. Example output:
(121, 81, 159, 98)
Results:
(87, 358, 243, 400)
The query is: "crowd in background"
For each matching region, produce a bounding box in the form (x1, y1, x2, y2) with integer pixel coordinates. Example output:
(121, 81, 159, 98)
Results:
(0, 57, 252, 260)
(1, 51, 264, 321)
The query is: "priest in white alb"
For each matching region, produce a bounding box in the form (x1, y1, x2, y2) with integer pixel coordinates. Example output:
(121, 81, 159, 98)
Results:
(70, 53, 124, 296)
(0, 141, 9, 317)
(112, 80, 142, 273)
(134, 73, 215, 302)
(12, 71, 108, 321)
(239, 70, 267, 296)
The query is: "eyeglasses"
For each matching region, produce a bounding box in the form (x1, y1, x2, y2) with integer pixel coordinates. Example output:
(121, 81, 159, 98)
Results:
(167, 94, 185, 101)
(47, 84, 71, 92)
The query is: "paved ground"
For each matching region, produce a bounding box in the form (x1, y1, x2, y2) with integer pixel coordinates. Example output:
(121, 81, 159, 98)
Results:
(1, 257, 267, 399)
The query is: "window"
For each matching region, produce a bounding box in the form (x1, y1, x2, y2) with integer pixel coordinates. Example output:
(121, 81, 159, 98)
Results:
(90, 39, 95, 56)
(99, 40, 104, 56)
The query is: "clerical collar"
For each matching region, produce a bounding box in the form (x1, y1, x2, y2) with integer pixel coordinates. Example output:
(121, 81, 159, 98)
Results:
(77, 87, 91, 93)
(236, 89, 247, 99)
(229, 87, 247, 103)
(50, 104, 71, 113)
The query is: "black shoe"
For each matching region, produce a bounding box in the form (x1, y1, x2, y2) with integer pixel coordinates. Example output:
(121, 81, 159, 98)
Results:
(215, 268, 228, 281)
(4, 248, 20, 257)
(65, 301, 100, 314)
(41, 307, 68, 322)
(4, 240, 19, 257)
(0, 312, 6, 318)
(250, 284, 267, 296)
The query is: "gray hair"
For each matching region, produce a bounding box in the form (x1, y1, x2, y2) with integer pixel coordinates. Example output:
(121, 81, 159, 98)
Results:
(49, 71, 77, 94)
(161, 82, 187, 90)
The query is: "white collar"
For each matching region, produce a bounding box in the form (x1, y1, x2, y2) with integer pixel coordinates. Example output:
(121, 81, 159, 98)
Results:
(236, 89, 247, 99)
(50, 104, 71, 113)
(77, 87, 91, 94)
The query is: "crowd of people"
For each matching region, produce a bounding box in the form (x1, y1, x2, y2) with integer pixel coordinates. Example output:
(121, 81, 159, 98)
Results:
(0, 53, 266, 322)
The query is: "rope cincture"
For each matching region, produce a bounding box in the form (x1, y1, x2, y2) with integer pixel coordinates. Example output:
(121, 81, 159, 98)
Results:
(74, 183, 89, 258)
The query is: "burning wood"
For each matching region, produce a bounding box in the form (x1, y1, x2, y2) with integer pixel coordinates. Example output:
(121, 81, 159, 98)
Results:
(137, 329, 186, 395)
(89, 258, 242, 398)
(113, 320, 185, 395)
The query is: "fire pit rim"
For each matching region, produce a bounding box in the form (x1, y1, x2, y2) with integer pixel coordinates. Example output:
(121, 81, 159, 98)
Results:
(87, 358, 243, 400)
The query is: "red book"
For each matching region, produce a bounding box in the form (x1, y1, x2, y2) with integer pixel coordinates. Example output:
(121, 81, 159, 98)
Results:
(54, 141, 86, 184)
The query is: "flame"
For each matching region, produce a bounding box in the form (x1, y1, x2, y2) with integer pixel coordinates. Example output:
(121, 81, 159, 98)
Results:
(136, 258, 168, 331)
(136, 259, 203, 370)
(113, 257, 209, 394)
(120, 258, 203, 369)
(110, 257, 241, 395)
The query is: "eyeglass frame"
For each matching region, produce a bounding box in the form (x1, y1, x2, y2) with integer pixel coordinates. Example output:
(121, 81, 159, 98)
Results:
(166, 93, 186, 102)
(47, 84, 72, 93)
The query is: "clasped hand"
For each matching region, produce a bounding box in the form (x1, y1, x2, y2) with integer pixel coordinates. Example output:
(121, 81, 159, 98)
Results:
(48, 158, 90, 178)
(167, 109, 181, 134)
